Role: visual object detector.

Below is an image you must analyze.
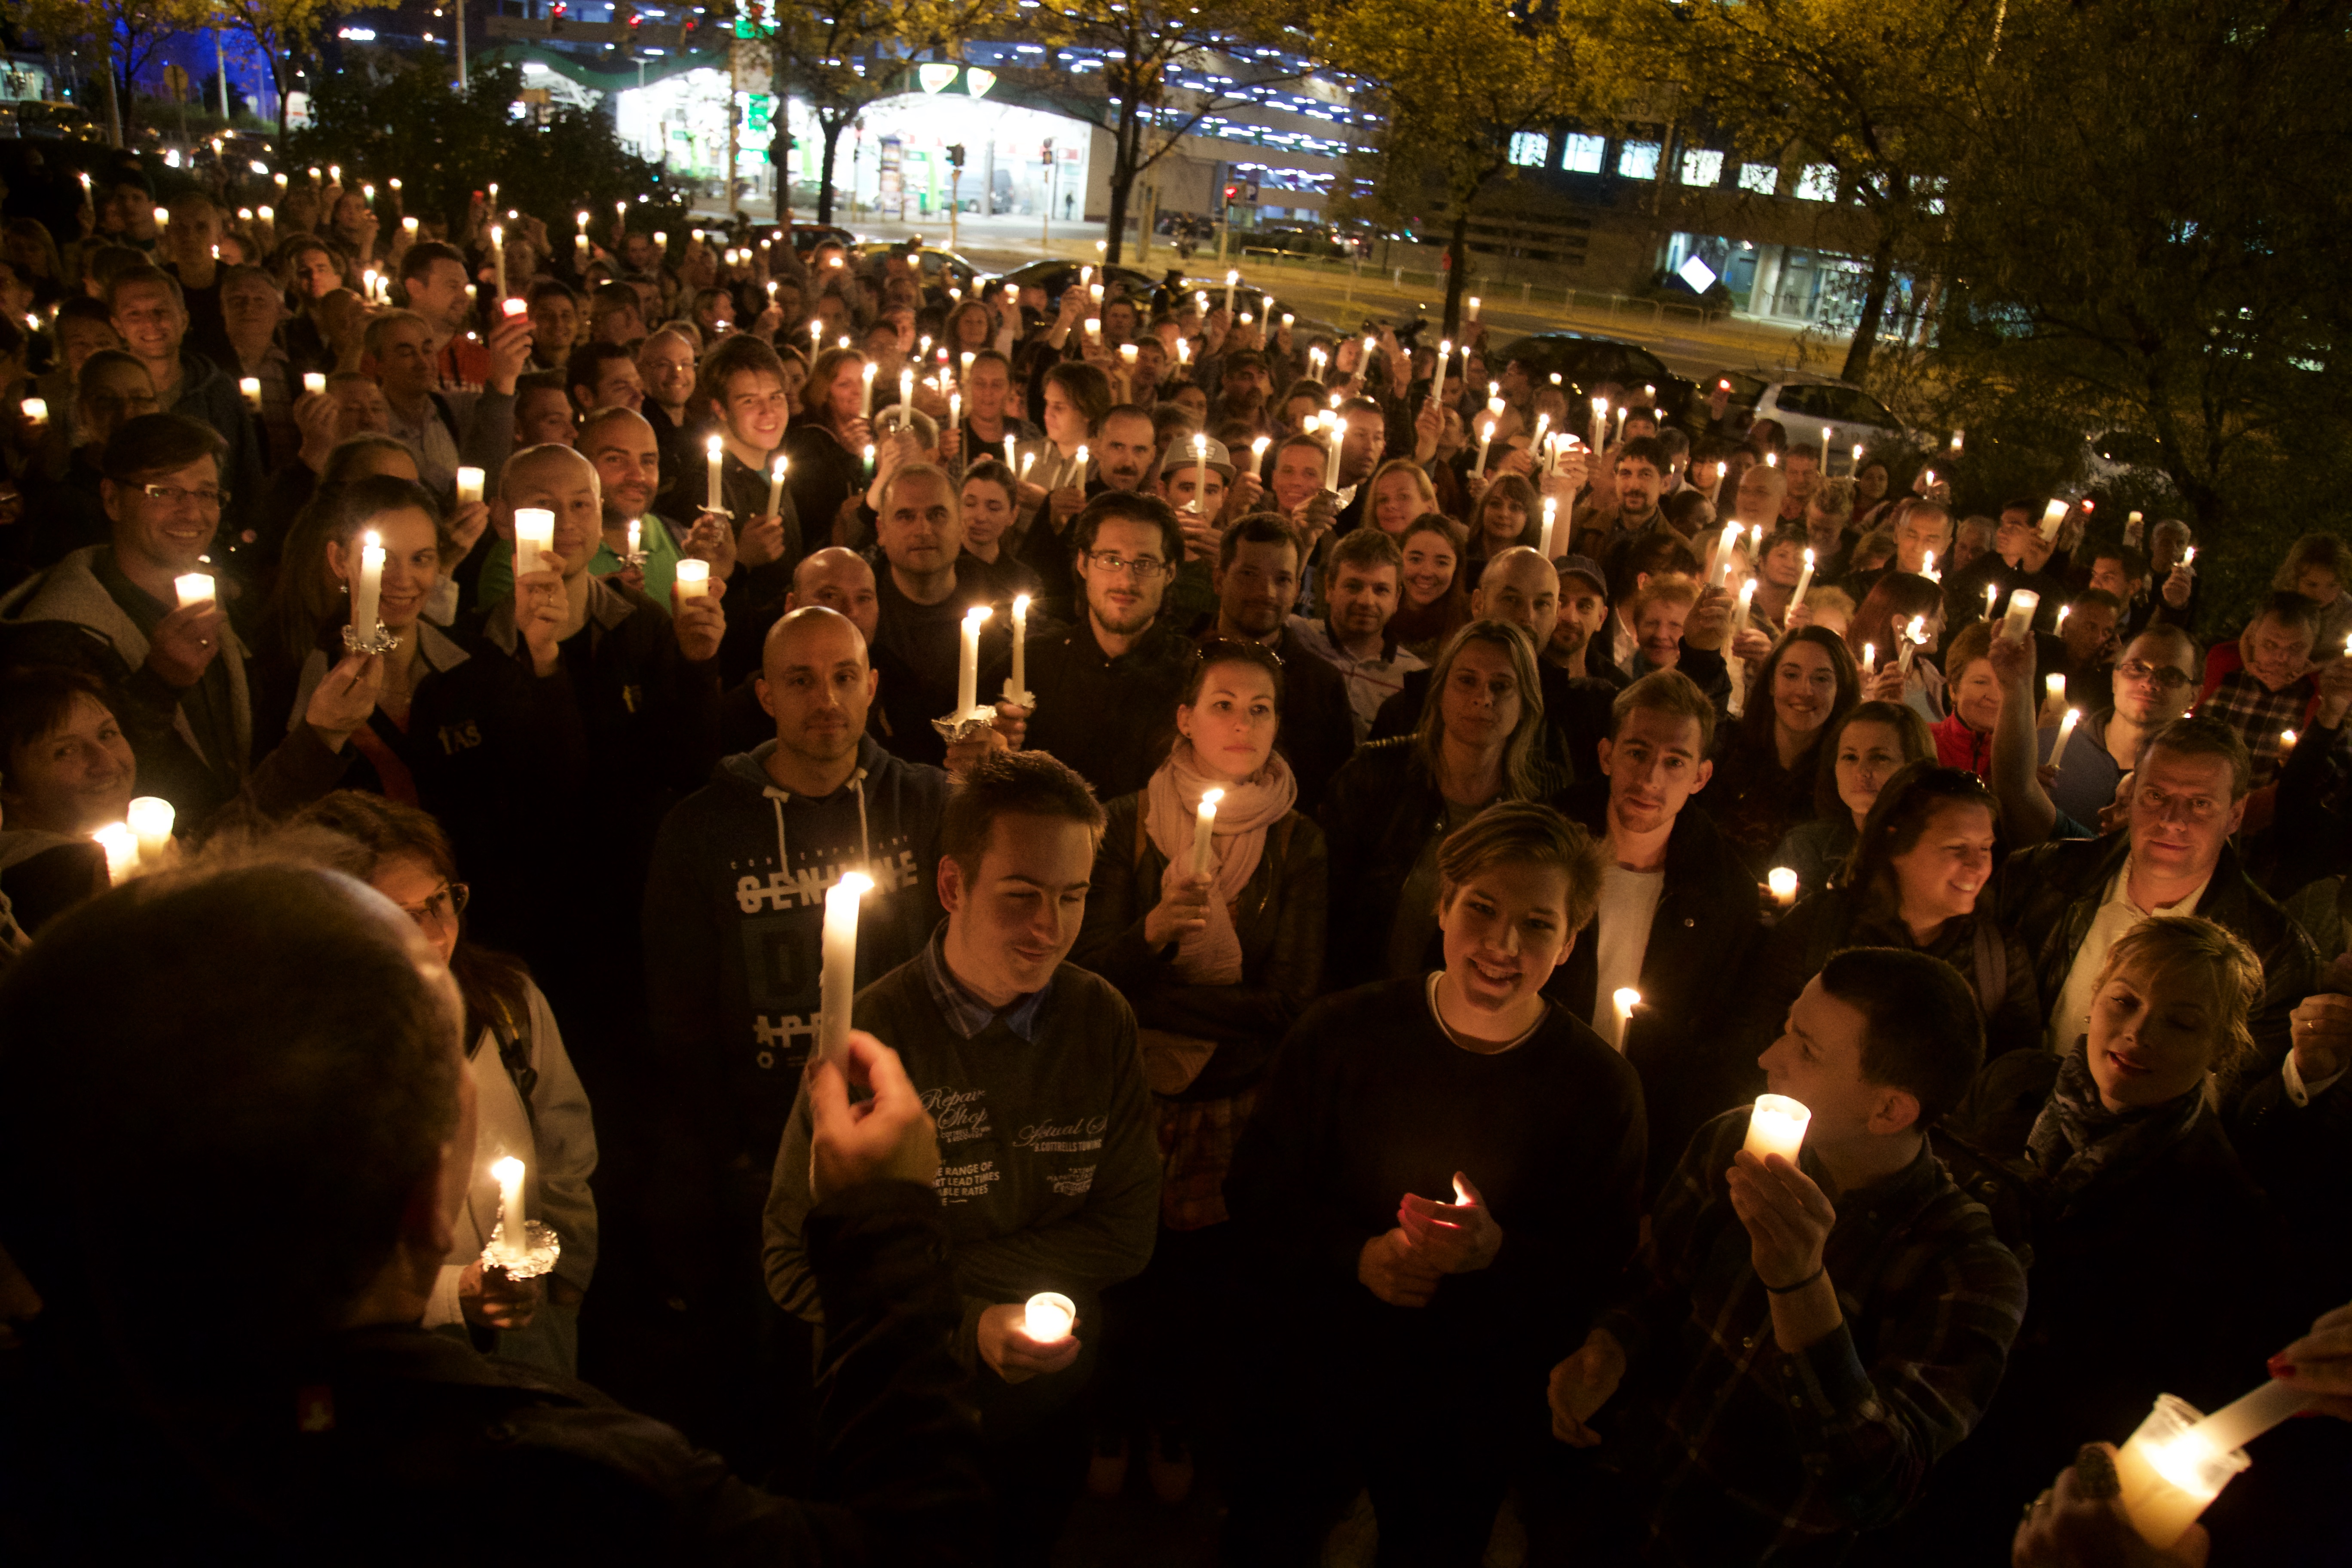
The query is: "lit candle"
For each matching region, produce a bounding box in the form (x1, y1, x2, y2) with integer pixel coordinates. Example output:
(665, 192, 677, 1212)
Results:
(1529, 412, 1551, 466)
(1192, 787, 1223, 876)
(1985, 582, 2000, 619)
(1250, 435, 1270, 470)
(1950, 428, 1964, 454)
(818, 871, 875, 1066)
(1743, 1093, 1811, 1163)
(861, 361, 877, 417)
(1820, 423, 1832, 469)
(127, 796, 175, 866)
(2116, 1393, 2256, 1550)
(1767, 868, 1798, 907)
(2040, 499, 2069, 541)
(1475, 420, 1495, 477)
(1323, 419, 1344, 491)
(1431, 338, 1449, 406)
(238, 377, 261, 410)
(94, 823, 139, 886)
(809, 320, 822, 355)
(2044, 672, 2067, 723)
(512, 508, 555, 582)
(1862, 642, 1876, 674)
(766, 456, 789, 519)
(1589, 396, 1607, 453)
(1010, 594, 1029, 695)
(1193, 432, 1209, 507)
(21, 396, 47, 426)
(1898, 615, 1926, 675)
(1709, 521, 1740, 588)
(351, 528, 384, 634)
(1074, 444, 1088, 481)
(2181, 545, 2197, 575)
(491, 1155, 528, 1262)
(455, 466, 485, 506)
(1791, 548, 1816, 610)
(626, 518, 642, 558)
(1921, 549, 1938, 582)
(1025, 1291, 1075, 1344)
(1224, 268, 1238, 315)
(2049, 708, 2082, 769)
(1735, 577, 1757, 634)
(1606, 988, 1640, 1050)
(1467, 295, 1481, 321)
(674, 558, 711, 598)
(949, 390, 961, 435)
(489, 223, 505, 300)
(2000, 588, 2040, 642)
(302, 371, 328, 397)
(898, 366, 913, 416)
(174, 573, 216, 609)
(1539, 497, 1556, 558)
(2281, 728, 2298, 757)
(705, 435, 726, 514)
(956, 605, 992, 715)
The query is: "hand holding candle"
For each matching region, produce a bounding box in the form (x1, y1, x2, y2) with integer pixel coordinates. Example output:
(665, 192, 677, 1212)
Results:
(1743, 1094, 1811, 1163)
(1191, 788, 1223, 876)
(350, 529, 385, 634)
(174, 573, 217, 610)
(512, 508, 555, 582)
(1767, 868, 1798, 908)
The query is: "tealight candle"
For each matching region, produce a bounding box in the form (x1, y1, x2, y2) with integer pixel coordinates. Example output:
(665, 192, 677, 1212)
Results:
(303, 371, 327, 395)
(673, 558, 711, 598)
(2116, 1394, 2253, 1549)
(2000, 588, 2039, 642)
(512, 507, 555, 580)
(818, 872, 874, 1066)
(1767, 868, 1798, 907)
(1743, 1094, 1811, 1163)
(1192, 788, 1223, 876)
(127, 796, 175, 865)
(238, 377, 262, 410)
(455, 466, 485, 505)
(174, 573, 216, 609)
(1025, 1291, 1075, 1344)
(21, 396, 47, 425)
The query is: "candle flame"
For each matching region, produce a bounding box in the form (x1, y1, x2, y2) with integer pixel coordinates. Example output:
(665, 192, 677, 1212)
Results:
(492, 1155, 525, 1184)
(1613, 987, 1641, 1019)
(772, 457, 789, 479)
(363, 529, 381, 550)
(963, 606, 993, 628)
(836, 871, 874, 897)
(706, 435, 723, 456)
(1014, 594, 1031, 615)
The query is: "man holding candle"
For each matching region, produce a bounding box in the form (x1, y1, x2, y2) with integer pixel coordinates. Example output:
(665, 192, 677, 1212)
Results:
(578, 406, 689, 606)
(764, 750, 1159, 1560)
(658, 335, 799, 680)
(1541, 948, 2026, 1566)
(395, 240, 495, 395)
(1225, 805, 1645, 1564)
(1947, 498, 2064, 635)
(865, 463, 997, 768)
(0, 861, 991, 1558)
(2194, 591, 2333, 789)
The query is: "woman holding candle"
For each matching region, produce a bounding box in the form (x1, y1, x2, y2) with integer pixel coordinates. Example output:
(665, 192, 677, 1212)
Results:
(1880, 917, 2306, 1566)
(1740, 764, 2040, 1061)
(1012, 360, 1113, 612)
(1387, 514, 1472, 661)
(1929, 621, 2003, 781)
(1705, 626, 1862, 879)
(1073, 640, 1327, 1503)
(779, 345, 876, 553)
(1769, 699, 1934, 900)
(294, 790, 599, 1375)
(1848, 571, 1951, 723)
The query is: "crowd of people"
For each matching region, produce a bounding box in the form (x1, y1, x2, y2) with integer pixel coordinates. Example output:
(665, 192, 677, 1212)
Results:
(0, 151, 2349, 1567)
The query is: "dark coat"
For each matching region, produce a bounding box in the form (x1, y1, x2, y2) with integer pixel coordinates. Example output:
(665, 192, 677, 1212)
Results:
(1369, 659, 1617, 789)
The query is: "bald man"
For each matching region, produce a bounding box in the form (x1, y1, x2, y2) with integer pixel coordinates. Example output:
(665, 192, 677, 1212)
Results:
(785, 548, 879, 643)
(643, 604, 953, 1268)
(473, 443, 729, 1051)
(575, 405, 732, 607)
(1369, 547, 1618, 781)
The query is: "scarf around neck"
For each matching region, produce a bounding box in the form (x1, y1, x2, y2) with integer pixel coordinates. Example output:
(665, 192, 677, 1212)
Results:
(2024, 1037, 2207, 1210)
(1142, 738, 1296, 984)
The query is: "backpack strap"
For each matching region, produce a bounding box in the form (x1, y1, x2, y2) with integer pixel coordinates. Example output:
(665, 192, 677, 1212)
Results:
(478, 989, 540, 1133)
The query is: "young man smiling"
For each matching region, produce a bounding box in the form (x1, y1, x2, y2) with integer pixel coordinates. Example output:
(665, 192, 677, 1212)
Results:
(1226, 803, 1645, 1565)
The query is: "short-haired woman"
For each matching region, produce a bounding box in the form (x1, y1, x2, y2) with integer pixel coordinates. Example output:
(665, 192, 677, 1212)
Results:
(1226, 802, 1643, 1564)
(1741, 763, 2040, 1061)
(1320, 618, 1566, 989)
(1930, 620, 2002, 780)
(1073, 640, 1326, 1503)
(1890, 917, 2306, 1565)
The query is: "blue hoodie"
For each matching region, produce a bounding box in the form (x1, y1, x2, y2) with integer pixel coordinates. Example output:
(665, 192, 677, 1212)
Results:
(642, 733, 952, 1176)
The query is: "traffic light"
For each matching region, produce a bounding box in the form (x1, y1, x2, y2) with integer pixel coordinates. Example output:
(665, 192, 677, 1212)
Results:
(947, 143, 966, 169)
(679, 15, 697, 46)
(549, 0, 567, 32)
(1223, 183, 1239, 202)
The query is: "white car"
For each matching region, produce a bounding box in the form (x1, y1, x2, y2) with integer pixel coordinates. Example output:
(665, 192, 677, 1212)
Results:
(1716, 370, 1917, 466)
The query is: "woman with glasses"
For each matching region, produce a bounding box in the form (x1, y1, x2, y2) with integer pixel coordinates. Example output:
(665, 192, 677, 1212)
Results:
(1073, 639, 1327, 1504)
(1322, 617, 1569, 989)
(293, 790, 599, 1376)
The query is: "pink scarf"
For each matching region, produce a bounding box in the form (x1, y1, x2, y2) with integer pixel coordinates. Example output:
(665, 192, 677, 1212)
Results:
(1142, 739, 1296, 984)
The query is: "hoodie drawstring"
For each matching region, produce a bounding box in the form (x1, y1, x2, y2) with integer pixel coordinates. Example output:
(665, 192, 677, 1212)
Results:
(762, 766, 872, 881)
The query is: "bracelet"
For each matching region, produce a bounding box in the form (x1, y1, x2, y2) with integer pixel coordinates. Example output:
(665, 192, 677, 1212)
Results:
(1764, 1265, 1825, 1295)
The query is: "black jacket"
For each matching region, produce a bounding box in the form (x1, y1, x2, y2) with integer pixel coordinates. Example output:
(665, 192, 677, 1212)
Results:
(1317, 736, 1571, 991)
(1369, 659, 1616, 788)
(0, 1182, 988, 1565)
(1187, 617, 1358, 813)
(1556, 778, 1763, 1188)
(1991, 831, 2315, 1078)
(984, 616, 1200, 804)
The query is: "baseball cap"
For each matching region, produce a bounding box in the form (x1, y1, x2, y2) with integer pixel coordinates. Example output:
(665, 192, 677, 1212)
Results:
(1155, 434, 1235, 484)
(1555, 552, 1608, 598)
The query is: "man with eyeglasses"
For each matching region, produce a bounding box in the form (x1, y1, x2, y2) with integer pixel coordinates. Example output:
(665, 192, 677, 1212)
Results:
(0, 414, 252, 818)
(1992, 715, 2314, 1081)
(984, 492, 1200, 801)
(2034, 625, 2203, 831)
(2196, 591, 2333, 788)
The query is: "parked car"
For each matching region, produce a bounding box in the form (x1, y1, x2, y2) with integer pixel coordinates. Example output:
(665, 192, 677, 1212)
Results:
(1495, 331, 1700, 428)
(851, 238, 981, 293)
(1172, 275, 1340, 343)
(982, 258, 1162, 303)
(1714, 369, 1913, 461)
(9, 101, 101, 143)
(788, 224, 860, 260)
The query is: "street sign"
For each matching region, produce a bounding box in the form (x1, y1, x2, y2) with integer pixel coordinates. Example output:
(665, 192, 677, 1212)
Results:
(163, 64, 190, 103)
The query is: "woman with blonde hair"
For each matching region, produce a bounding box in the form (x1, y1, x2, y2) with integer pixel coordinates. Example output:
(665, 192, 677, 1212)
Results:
(1387, 513, 1471, 659)
(1363, 456, 1436, 538)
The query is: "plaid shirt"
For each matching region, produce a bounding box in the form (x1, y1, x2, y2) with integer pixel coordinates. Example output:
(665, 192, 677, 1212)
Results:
(919, 927, 1055, 1042)
(2196, 667, 2319, 786)
(1595, 1111, 2027, 1566)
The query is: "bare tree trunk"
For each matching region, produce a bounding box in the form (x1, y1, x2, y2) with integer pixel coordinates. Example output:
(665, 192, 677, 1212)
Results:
(1102, 101, 1139, 263)
(1839, 236, 1897, 384)
(816, 116, 846, 226)
(1442, 205, 1470, 335)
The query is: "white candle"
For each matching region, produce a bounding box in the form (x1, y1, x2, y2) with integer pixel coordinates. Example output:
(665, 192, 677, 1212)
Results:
(2049, 708, 2082, 769)
(2281, 728, 2298, 756)
(1431, 339, 1449, 407)
(861, 361, 877, 416)
(1606, 988, 1640, 1050)
(1475, 420, 1495, 478)
(766, 456, 789, 518)
(2040, 499, 2068, 541)
(1224, 268, 1238, 315)
(949, 391, 961, 437)
(674, 558, 711, 598)
(1529, 412, 1550, 467)
(1735, 578, 1757, 634)
(351, 529, 385, 633)
(303, 372, 328, 396)
(2116, 1393, 2255, 1550)
(2000, 588, 2039, 642)
(1921, 549, 1938, 582)
(818, 871, 874, 1066)
(1589, 396, 1607, 453)
(1025, 1291, 1075, 1344)
(1193, 432, 1209, 506)
(1191, 787, 1223, 876)
(1323, 419, 1344, 490)
(1743, 1094, 1811, 1163)
(705, 435, 726, 514)
(1950, 428, 1964, 454)
(1709, 521, 1740, 588)
(1898, 614, 1925, 674)
(626, 518, 642, 558)
(20, 397, 46, 425)
(1820, 424, 1832, 469)
(1539, 497, 1556, 558)
(1791, 548, 1815, 609)
(2181, 545, 2197, 574)
(490, 224, 505, 299)
(238, 377, 261, 410)
(898, 367, 913, 417)
(956, 605, 992, 714)
(1767, 868, 1798, 908)
(1010, 594, 1029, 694)
(512, 507, 555, 581)
(174, 573, 217, 609)
(94, 823, 139, 886)
(455, 466, 485, 506)
(2045, 673, 2067, 723)
(1985, 582, 2000, 619)
(1862, 643, 1876, 674)
(492, 1155, 528, 1260)
(127, 797, 175, 866)
(1467, 295, 1481, 321)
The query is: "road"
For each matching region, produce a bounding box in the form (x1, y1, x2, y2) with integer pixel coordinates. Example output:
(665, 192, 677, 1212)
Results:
(734, 208, 1853, 385)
